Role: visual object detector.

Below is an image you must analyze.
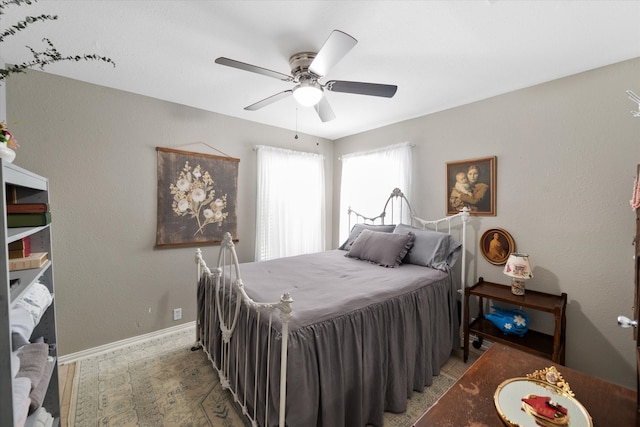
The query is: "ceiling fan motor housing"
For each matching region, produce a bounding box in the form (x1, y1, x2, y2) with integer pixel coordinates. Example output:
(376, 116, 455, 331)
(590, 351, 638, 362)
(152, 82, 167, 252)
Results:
(289, 52, 319, 81)
(289, 51, 323, 106)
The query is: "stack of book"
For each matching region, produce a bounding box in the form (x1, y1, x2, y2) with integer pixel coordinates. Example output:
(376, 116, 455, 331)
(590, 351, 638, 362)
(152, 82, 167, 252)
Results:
(8, 236, 30, 259)
(9, 252, 48, 271)
(6, 203, 51, 228)
(6, 203, 50, 270)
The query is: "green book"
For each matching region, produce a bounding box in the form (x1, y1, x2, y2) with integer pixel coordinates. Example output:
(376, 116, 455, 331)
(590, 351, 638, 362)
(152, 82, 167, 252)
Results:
(7, 212, 51, 227)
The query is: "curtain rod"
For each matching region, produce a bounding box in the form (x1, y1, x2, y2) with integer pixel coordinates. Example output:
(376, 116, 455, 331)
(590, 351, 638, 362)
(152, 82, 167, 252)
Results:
(338, 142, 414, 161)
(253, 145, 324, 158)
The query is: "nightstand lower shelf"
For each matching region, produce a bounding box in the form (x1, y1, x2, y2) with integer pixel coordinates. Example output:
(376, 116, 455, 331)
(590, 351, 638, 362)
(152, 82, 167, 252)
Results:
(469, 317, 560, 361)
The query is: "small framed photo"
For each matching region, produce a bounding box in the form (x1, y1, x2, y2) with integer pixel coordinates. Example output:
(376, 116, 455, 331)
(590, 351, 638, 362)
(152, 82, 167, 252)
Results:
(480, 228, 515, 265)
(446, 156, 496, 216)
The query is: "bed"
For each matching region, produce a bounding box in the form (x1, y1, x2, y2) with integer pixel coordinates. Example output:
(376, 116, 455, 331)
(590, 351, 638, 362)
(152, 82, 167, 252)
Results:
(194, 189, 470, 427)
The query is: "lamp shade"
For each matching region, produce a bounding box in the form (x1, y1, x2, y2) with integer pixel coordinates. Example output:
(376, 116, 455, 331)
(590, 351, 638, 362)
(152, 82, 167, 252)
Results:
(292, 82, 323, 106)
(503, 253, 533, 280)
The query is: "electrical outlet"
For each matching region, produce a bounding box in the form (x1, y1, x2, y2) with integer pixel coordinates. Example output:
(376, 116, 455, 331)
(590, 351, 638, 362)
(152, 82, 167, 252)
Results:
(173, 308, 182, 321)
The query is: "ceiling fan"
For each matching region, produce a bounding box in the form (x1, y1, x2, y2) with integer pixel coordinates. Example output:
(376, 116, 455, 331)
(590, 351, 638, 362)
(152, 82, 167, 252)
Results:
(215, 30, 398, 122)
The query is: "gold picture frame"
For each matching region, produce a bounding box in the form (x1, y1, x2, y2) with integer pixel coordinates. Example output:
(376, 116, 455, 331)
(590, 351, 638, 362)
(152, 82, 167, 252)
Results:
(480, 228, 515, 265)
(446, 156, 496, 216)
(155, 147, 239, 248)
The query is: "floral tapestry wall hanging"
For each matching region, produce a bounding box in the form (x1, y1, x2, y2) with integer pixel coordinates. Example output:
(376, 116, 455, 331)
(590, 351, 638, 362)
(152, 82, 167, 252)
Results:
(155, 147, 239, 248)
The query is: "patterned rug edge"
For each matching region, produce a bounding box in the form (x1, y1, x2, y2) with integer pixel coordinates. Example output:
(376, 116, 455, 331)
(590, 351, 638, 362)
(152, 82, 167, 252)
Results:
(67, 327, 457, 427)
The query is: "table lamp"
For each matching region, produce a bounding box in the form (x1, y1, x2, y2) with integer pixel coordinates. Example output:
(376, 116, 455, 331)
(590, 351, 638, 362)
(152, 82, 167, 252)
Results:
(503, 253, 533, 295)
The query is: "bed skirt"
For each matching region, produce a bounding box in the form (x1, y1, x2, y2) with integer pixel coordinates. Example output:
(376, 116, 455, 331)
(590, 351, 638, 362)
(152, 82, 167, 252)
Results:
(197, 271, 456, 427)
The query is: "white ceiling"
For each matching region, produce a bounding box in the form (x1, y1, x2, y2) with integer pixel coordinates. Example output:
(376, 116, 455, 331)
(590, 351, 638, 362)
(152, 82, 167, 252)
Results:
(2, 1, 639, 140)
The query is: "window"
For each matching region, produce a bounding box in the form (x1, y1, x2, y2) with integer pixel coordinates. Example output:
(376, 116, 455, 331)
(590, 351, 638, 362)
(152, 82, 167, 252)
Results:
(255, 145, 325, 261)
(339, 142, 413, 244)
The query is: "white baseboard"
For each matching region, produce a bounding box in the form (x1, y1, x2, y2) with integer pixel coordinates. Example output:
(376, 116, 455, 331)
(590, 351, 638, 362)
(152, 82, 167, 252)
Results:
(58, 321, 196, 365)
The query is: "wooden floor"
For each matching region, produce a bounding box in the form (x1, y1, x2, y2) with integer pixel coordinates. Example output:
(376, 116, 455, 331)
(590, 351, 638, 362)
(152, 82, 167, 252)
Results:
(57, 348, 480, 427)
(58, 362, 75, 427)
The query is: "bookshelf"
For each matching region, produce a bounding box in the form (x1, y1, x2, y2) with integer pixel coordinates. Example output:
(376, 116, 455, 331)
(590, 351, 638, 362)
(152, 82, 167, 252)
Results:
(0, 161, 59, 426)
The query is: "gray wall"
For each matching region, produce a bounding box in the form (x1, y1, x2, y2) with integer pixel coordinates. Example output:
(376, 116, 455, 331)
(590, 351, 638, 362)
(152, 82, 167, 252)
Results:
(6, 57, 640, 389)
(6, 70, 333, 355)
(332, 58, 640, 389)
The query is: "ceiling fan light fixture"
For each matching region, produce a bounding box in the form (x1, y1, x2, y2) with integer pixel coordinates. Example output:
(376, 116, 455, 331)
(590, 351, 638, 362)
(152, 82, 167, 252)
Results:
(293, 81, 323, 107)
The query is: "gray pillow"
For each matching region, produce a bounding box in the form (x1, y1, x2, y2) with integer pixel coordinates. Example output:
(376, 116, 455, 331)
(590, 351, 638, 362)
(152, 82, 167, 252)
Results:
(339, 223, 396, 251)
(393, 223, 462, 271)
(345, 229, 415, 268)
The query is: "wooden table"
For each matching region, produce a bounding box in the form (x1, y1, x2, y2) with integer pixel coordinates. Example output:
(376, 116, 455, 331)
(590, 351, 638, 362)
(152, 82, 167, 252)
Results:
(413, 344, 639, 427)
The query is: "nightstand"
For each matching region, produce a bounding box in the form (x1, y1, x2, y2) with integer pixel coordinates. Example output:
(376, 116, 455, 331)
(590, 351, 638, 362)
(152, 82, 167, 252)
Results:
(463, 277, 567, 364)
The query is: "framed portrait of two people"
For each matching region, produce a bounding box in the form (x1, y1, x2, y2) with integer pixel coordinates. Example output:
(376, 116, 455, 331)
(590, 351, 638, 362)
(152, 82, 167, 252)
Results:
(446, 156, 496, 216)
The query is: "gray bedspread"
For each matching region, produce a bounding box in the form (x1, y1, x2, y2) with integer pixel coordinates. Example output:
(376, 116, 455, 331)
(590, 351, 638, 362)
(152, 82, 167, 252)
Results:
(198, 249, 458, 427)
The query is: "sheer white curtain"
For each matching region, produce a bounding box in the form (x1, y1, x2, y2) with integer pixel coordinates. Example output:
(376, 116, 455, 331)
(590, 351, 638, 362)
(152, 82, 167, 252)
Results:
(255, 145, 325, 261)
(339, 142, 413, 243)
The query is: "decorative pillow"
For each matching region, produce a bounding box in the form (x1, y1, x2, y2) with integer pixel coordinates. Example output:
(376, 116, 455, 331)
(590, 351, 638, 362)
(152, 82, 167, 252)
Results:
(393, 223, 462, 271)
(345, 229, 415, 268)
(338, 223, 396, 251)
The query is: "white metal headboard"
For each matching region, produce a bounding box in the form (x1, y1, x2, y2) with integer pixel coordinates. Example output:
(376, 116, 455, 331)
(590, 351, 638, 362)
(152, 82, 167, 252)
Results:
(347, 188, 416, 227)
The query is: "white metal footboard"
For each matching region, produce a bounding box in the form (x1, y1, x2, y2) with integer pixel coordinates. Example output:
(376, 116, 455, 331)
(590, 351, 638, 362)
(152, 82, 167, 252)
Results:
(195, 232, 292, 427)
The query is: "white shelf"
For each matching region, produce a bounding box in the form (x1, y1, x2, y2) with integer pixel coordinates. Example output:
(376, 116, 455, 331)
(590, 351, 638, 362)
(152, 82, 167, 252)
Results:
(3, 162, 47, 190)
(9, 260, 52, 304)
(7, 225, 50, 244)
(0, 160, 59, 425)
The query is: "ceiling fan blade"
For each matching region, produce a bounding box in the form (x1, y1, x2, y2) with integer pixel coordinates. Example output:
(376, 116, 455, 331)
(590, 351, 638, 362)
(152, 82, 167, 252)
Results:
(314, 95, 336, 122)
(244, 90, 292, 111)
(215, 57, 292, 81)
(309, 30, 357, 77)
(325, 80, 398, 98)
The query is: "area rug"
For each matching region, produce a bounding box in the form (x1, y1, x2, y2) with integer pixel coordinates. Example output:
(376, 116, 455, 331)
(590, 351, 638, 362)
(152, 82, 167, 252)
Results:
(68, 327, 243, 427)
(380, 374, 455, 427)
(68, 326, 455, 426)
